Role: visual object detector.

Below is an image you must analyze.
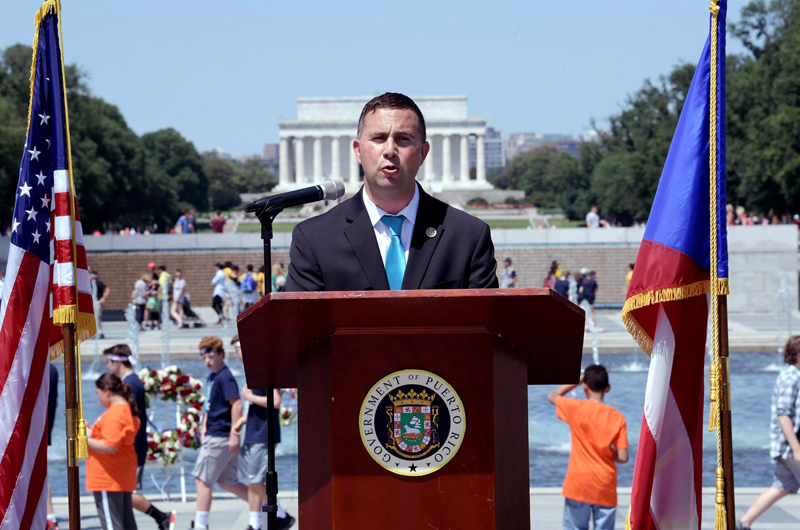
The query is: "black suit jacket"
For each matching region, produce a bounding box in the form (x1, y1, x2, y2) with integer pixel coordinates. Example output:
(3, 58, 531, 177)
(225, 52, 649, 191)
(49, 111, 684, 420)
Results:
(285, 185, 498, 291)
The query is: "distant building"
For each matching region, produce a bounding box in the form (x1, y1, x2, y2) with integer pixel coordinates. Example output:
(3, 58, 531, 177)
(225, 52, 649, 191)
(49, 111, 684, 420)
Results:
(275, 95, 492, 192)
(212, 147, 233, 160)
(506, 133, 584, 159)
(263, 143, 279, 162)
(468, 126, 505, 173)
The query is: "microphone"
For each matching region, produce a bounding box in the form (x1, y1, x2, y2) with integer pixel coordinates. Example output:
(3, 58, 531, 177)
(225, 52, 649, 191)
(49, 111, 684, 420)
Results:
(244, 179, 345, 214)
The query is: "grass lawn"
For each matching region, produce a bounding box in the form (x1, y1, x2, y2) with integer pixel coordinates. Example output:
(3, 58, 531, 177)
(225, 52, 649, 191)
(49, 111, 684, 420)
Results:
(237, 222, 296, 233)
(485, 219, 532, 229)
(548, 218, 584, 228)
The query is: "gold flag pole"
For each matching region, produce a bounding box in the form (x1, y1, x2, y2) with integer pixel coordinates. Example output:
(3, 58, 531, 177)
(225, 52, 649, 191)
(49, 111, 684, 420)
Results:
(707, 1, 735, 528)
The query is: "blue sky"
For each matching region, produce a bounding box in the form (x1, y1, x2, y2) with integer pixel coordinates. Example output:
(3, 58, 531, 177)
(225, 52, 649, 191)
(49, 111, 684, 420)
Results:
(0, 0, 745, 157)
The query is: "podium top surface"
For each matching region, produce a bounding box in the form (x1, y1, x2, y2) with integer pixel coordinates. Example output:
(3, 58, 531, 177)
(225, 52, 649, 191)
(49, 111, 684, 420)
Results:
(237, 288, 584, 388)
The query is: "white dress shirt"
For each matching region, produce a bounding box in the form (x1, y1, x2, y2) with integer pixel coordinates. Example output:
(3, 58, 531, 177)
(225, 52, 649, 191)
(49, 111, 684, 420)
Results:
(362, 185, 420, 266)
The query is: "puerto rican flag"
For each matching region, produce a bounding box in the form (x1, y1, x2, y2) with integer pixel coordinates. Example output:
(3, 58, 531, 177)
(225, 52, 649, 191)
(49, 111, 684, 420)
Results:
(622, 2, 728, 529)
(0, 5, 95, 528)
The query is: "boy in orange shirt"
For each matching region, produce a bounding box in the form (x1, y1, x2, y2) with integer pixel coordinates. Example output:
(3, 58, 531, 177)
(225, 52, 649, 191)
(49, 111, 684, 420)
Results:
(547, 364, 628, 530)
(86, 373, 142, 530)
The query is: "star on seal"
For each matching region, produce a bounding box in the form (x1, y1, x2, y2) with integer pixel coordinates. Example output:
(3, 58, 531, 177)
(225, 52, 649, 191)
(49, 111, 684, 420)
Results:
(408, 464, 418, 472)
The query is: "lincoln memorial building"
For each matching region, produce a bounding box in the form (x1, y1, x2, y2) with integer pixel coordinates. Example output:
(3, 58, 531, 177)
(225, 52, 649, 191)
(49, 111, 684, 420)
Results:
(276, 96, 493, 193)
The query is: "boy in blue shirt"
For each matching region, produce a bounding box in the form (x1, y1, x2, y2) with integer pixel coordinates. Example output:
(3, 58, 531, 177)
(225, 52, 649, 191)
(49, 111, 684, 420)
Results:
(232, 336, 295, 530)
(191, 337, 248, 530)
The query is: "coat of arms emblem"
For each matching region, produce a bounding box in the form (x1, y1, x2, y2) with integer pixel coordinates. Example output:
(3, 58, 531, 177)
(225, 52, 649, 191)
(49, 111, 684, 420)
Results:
(359, 369, 465, 476)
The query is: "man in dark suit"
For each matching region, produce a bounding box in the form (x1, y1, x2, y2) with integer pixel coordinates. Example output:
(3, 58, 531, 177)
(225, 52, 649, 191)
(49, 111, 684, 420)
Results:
(286, 93, 498, 292)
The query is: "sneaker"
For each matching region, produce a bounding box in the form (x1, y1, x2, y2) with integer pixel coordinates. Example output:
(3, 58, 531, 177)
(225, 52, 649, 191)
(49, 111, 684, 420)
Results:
(157, 509, 176, 530)
(189, 522, 208, 530)
(45, 521, 59, 530)
(735, 521, 751, 530)
(277, 514, 296, 530)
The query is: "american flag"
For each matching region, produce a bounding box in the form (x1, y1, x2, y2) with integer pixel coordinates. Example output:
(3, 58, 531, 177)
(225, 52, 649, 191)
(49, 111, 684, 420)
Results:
(0, 5, 94, 528)
(622, 2, 728, 529)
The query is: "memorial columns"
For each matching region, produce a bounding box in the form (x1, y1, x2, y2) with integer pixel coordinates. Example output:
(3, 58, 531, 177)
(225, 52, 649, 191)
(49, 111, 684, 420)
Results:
(313, 136, 323, 182)
(295, 137, 305, 184)
(442, 135, 452, 184)
(476, 134, 486, 184)
(279, 137, 290, 186)
(423, 137, 434, 184)
(460, 135, 469, 182)
(331, 136, 341, 180)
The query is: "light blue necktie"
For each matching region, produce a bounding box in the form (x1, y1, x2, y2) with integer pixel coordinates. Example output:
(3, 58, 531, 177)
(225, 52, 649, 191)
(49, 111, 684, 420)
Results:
(381, 215, 406, 290)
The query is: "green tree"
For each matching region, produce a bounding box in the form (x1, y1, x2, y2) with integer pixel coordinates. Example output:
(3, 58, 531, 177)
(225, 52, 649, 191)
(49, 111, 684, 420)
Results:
(727, 0, 800, 215)
(237, 157, 277, 193)
(141, 128, 209, 212)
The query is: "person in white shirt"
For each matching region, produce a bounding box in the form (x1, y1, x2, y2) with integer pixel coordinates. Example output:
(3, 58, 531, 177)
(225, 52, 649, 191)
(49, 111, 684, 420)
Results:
(170, 269, 187, 328)
(211, 263, 227, 324)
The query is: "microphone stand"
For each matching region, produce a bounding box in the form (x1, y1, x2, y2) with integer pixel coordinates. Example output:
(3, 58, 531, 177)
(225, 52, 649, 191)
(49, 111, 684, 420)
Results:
(254, 203, 284, 530)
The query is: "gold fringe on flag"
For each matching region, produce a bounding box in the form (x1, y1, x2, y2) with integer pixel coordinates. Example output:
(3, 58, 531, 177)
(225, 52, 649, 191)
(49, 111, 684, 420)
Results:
(620, 278, 729, 355)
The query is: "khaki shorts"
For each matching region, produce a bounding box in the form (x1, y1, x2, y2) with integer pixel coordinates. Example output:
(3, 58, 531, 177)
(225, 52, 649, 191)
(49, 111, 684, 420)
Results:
(238, 442, 269, 485)
(192, 435, 239, 486)
(772, 456, 800, 493)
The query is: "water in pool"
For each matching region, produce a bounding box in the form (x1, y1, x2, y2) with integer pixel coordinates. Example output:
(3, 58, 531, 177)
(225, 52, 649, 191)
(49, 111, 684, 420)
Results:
(47, 352, 783, 497)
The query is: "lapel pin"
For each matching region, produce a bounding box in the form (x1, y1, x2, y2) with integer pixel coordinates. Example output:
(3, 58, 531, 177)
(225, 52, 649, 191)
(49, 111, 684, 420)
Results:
(426, 227, 437, 238)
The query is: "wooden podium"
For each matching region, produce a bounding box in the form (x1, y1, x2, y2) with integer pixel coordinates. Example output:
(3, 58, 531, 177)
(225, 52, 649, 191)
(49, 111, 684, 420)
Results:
(238, 288, 584, 529)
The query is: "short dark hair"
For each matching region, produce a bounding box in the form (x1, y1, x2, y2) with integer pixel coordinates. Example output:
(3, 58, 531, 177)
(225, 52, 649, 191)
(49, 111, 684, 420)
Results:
(785, 336, 800, 365)
(158, 265, 166, 271)
(357, 92, 426, 144)
(246, 264, 253, 272)
(583, 364, 609, 392)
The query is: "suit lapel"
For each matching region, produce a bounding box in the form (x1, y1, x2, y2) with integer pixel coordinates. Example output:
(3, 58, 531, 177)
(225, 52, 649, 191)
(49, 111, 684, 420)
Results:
(402, 186, 445, 290)
(344, 188, 390, 290)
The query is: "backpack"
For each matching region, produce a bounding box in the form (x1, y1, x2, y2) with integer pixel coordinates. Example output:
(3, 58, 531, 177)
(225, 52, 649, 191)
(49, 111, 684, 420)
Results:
(241, 273, 256, 293)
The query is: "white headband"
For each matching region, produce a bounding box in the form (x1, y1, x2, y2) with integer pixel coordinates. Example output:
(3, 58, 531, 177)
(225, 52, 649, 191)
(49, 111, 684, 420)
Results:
(106, 354, 136, 365)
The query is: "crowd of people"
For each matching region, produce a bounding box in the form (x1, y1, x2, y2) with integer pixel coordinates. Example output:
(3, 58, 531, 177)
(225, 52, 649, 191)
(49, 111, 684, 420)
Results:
(211, 262, 286, 324)
(500, 258, 603, 332)
(128, 263, 186, 332)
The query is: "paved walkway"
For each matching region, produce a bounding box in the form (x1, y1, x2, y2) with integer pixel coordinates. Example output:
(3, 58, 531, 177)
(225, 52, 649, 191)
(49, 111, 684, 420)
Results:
(53, 488, 800, 529)
(80, 307, 797, 361)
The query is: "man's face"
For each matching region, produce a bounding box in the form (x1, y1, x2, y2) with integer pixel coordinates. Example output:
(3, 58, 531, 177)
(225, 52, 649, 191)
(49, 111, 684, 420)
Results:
(354, 108, 429, 204)
(105, 358, 124, 377)
(202, 351, 225, 372)
(591, 206, 598, 213)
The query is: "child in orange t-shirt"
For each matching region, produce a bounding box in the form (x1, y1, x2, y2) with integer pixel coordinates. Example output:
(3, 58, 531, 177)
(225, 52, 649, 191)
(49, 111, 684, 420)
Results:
(547, 364, 628, 530)
(86, 373, 141, 530)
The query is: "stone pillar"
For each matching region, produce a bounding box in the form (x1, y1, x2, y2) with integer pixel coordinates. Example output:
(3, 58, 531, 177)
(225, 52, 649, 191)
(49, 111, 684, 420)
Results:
(442, 135, 452, 184)
(459, 135, 469, 182)
(279, 137, 290, 186)
(424, 137, 435, 183)
(349, 138, 360, 185)
(331, 136, 341, 181)
(313, 136, 323, 182)
(476, 134, 486, 184)
(295, 137, 305, 184)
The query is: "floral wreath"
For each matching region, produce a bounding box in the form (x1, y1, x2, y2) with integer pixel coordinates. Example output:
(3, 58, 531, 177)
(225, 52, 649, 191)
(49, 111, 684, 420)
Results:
(138, 366, 204, 466)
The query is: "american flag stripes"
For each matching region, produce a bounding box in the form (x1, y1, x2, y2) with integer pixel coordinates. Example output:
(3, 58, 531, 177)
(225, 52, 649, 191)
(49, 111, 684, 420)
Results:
(0, 3, 94, 528)
(622, 2, 728, 529)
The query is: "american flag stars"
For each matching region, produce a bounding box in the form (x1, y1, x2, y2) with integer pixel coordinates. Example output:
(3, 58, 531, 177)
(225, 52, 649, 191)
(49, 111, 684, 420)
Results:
(19, 181, 32, 197)
(28, 145, 41, 161)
